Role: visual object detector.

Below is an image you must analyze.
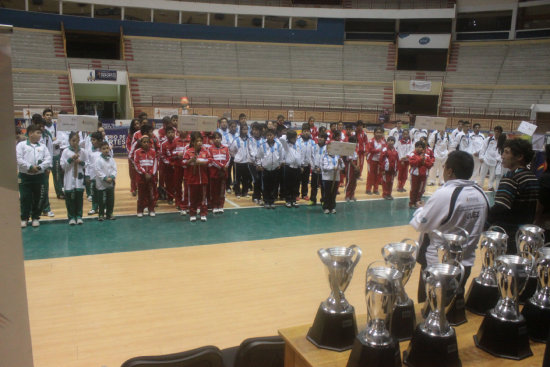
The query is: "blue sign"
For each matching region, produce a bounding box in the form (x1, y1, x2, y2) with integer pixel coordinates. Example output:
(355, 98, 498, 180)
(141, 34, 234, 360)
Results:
(419, 37, 431, 45)
(105, 127, 129, 154)
(95, 69, 117, 81)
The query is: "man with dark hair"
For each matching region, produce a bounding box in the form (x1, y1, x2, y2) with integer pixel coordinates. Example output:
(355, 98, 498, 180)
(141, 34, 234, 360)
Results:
(488, 138, 539, 253)
(470, 123, 485, 183)
(410, 150, 489, 302)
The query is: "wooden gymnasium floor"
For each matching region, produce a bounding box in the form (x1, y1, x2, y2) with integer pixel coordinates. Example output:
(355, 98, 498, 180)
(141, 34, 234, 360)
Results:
(23, 158, 536, 367)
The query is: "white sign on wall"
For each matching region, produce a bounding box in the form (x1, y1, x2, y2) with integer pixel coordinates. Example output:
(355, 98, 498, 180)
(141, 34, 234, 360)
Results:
(398, 34, 451, 49)
(409, 80, 432, 92)
(70, 69, 127, 85)
(154, 108, 180, 119)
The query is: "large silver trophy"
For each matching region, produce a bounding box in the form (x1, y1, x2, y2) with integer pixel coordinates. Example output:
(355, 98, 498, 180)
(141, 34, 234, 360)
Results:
(307, 245, 362, 351)
(522, 246, 550, 342)
(426, 229, 469, 326)
(347, 263, 402, 367)
(465, 227, 508, 315)
(516, 225, 545, 303)
(381, 239, 418, 341)
(474, 254, 534, 360)
(404, 263, 464, 367)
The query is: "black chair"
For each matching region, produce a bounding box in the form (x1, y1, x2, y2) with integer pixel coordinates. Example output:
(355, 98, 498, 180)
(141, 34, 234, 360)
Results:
(221, 336, 285, 367)
(121, 345, 224, 367)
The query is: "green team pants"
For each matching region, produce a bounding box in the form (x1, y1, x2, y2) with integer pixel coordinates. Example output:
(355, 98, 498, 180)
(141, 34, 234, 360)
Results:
(19, 172, 45, 221)
(41, 170, 52, 213)
(97, 187, 115, 218)
(64, 190, 84, 220)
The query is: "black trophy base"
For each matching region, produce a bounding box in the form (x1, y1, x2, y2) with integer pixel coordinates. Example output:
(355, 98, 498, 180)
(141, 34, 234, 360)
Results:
(446, 288, 467, 326)
(521, 300, 550, 343)
(465, 280, 499, 316)
(474, 312, 533, 360)
(519, 276, 537, 304)
(307, 304, 357, 352)
(391, 300, 416, 341)
(346, 336, 401, 367)
(403, 325, 461, 367)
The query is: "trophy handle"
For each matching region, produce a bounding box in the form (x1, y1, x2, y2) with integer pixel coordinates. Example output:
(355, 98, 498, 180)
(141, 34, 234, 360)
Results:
(431, 229, 445, 241)
(515, 228, 523, 253)
(452, 260, 466, 287)
(488, 225, 507, 234)
(348, 244, 362, 273)
(455, 226, 470, 239)
(519, 250, 536, 277)
(401, 238, 419, 259)
(317, 248, 331, 265)
(367, 260, 388, 274)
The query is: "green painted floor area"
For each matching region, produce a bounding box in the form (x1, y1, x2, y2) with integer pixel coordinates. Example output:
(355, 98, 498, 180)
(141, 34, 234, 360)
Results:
(23, 198, 416, 260)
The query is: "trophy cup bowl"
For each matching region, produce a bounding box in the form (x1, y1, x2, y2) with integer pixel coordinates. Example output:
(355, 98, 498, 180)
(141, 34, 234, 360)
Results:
(522, 246, 550, 342)
(307, 245, 362, 351)
(466, 228, 508, 315)
(404, 263, 464, 367)
(382, 239, 418, 341)
(427, 229, 469, 326)
(347, 263, 402, 367)
(517, 225, 545, 303)
(474, 254, 534, 359)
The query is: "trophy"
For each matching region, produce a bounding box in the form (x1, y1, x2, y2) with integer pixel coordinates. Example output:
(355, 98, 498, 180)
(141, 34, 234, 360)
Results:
(474, 254, 534, 360)
(307, 245, 362, 351)
(465, 227, 508, 315)
(425, 229, 469, 326)
(516, 225, 545, 303)
(381, 239, 418, 341)
(347, 263, 402, 367)
(403, 263, 464, 367)
(521, 246, 550, 342)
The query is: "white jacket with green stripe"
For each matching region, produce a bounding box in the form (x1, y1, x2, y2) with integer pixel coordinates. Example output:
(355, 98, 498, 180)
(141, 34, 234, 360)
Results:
(16, 139, 52, 175)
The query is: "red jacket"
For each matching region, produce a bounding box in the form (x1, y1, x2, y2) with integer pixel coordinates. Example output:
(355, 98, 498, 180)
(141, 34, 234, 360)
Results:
(133, 148, 158, 176)
(408, 151, 434, 176)
(183, 147, 211, 185)
(310, 125, 319, 140)
(208, 144, 230, 179)
(160, 138, 179, 165)
(380, 147, 399, 173)
(367, 138, 387, 162)
(355, 130, 369, 154)
(170, 137, 189, 167)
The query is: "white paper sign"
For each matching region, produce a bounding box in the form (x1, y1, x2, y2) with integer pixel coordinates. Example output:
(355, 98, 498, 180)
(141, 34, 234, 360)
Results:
(57, 115, 99, 132)
(414, 116, 447, 131)
(22, 108, 44, 119)
(327, 141, 356, 156)
(177, 115, 218, 132)
(517, 121, 537, 136)
(154, 108, 179, 119)
(409, 80, 432, 92)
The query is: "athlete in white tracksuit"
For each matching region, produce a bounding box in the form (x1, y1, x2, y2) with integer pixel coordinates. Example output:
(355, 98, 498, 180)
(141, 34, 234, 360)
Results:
(479, 127, 504, 190)
(428, 130, 450, 186)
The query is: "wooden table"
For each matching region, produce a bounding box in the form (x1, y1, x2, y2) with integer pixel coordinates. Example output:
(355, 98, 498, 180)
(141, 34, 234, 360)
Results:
(279, 309, 546, 367)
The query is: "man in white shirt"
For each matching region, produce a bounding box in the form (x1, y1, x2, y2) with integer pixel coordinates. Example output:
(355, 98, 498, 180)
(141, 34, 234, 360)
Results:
(449, 120, 464, 150)
(410, 150, 489, 302)
(469, 123, 485, 184)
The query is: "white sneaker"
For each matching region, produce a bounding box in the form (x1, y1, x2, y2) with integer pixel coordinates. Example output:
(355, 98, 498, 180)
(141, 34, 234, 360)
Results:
(149, 212, 156, 217)
(144, 208, 149, 214)
(32, 219, 40, 227)
(331, 209, 337, 214)
(219, 208, 224, 213)
(88, 209, 96, 215)
(21, 220, 27, 228)
(190, 216, 197, 222)
(47, 211, 55, 217)
(180, 210, 187, 216)
(253, 199, 259, 204)
(76, 218, 83, 225)
(69, 219, 76, 226)
(324, 209, 330, 214)
(87, 196, 92, 202)
(200, 216, 207, 222)
(137, 213, 143, 218)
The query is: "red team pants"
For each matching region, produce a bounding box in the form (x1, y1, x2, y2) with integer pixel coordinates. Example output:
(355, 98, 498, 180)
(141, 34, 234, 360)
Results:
(164, 164, 176, 201)
(209, 177, 226, 209)
(189, 184, 208, 216)
(174, 167, 189, 210)
(345, 163, 357, 200)
(410, 174, 427, 207)
(366, 160, 382, 193)
(137, 177, 157, 213)
(357, 152, 366, 177)
(397, 161, 409, 190)
(158, 162, 167, 195)
(128, 158, 137, 194)
(382, 171, 396, 197)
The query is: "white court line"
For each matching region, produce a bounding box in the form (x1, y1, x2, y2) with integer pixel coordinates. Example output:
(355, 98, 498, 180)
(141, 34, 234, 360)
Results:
(224, 198, 241, 208)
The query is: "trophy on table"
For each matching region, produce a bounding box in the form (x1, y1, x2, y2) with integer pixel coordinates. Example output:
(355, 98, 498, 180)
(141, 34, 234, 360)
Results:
(307, 245, 362, 351)
(427, 228, 469, 326)
(381, 239, 418, 341)
(521, 246, 550, 342)
(474, 254, 534, 360)
(465, 227, 508, 315)
(516, 225, 545, 303)
(347, 262, 403, 367)
(403, 263, 464, 367)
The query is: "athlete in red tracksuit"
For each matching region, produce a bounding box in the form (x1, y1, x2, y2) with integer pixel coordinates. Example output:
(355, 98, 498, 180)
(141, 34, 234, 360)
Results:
(355, 121, 369, 179)
(183, 132, 211, 221)
(379, 137, 399, 200)
(133, 136, 158, 216)
(160, 127, 178, 204)
(395, 130, 413, 192)
(366, 127, 387, 194)
(208, 131, 231, 214)
(408, 141, 434, 208)
(171, 133, 190, 214)
(126, 120, 141, 196)
(344, 136, 360, 201)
